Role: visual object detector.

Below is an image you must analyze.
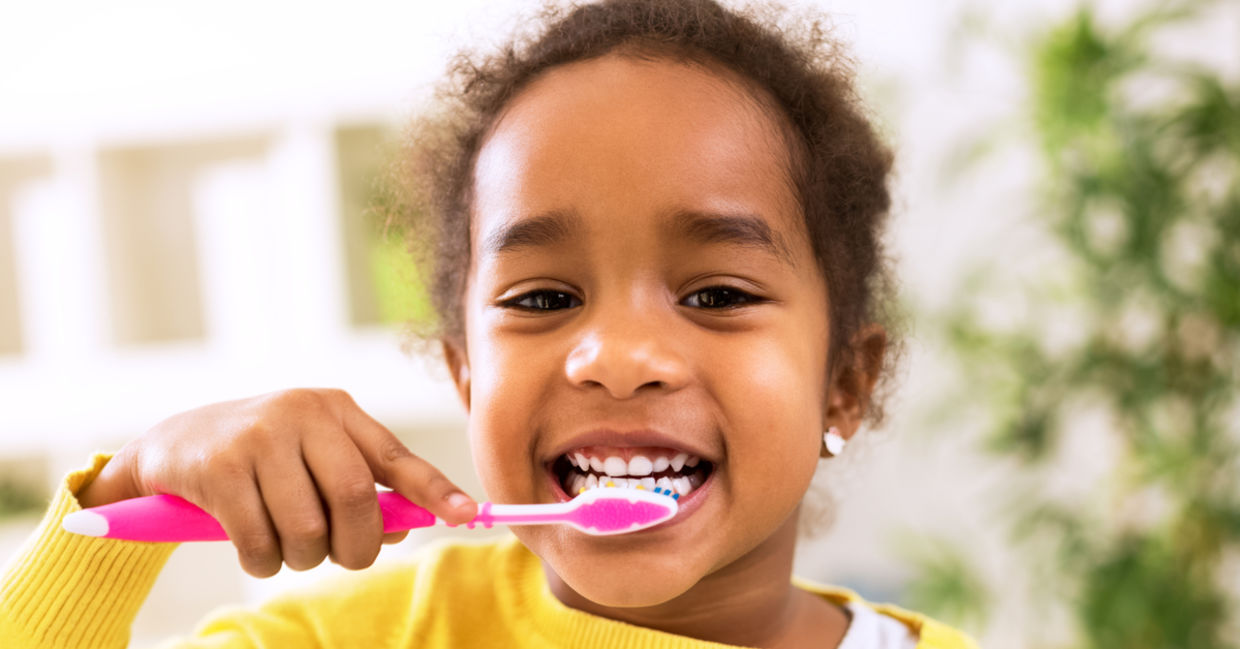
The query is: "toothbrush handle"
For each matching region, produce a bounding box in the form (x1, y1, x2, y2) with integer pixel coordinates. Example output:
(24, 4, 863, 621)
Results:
(70, 494, 230, 542)
(74, 492, 442, 542)
(376, 491, 438, 533)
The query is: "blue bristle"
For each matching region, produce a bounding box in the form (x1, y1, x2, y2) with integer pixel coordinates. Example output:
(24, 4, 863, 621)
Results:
(672, 493, 680, 500)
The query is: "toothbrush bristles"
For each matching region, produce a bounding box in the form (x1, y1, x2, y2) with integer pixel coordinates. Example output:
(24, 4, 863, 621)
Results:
(574, 483, 681, 501)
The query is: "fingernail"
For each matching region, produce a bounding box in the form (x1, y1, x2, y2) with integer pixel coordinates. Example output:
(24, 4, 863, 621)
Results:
(447, 492, 472, 509)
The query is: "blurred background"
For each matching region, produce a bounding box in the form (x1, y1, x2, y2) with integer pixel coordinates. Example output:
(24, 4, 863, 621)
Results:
(1, 1, 1236, 647)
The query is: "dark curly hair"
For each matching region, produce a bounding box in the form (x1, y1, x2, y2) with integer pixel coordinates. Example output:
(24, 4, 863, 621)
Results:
(385, 0, 900, 424)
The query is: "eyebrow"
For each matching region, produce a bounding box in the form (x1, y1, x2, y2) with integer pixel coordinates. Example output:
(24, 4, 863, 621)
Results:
(668, 210, 796, 267)
(482, 211, 580, 256)
(482, 208, 796, 267)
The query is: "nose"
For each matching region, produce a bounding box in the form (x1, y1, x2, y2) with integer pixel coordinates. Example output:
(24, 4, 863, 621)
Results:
(564, 306, 691, 399)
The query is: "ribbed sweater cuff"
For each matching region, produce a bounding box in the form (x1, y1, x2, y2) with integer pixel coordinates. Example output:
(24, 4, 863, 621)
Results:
(0, 453, 178, 649)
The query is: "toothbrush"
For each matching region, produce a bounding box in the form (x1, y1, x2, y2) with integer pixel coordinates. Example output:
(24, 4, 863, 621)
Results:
(62, 486, 679, 542)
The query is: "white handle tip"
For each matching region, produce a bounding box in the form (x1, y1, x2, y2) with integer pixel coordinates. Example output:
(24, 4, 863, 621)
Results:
(63, 510, 109, 537)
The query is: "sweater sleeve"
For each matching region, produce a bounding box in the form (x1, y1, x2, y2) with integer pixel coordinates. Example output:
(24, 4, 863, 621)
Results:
(0, 453, 178, 649)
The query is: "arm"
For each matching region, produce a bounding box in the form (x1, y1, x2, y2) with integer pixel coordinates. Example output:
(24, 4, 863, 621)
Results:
(0, 454, 176, 649)
(1, 455, 426, 649)
(3, 389, 471, 649)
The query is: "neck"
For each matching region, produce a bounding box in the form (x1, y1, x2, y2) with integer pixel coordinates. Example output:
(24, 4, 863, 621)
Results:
(543, 510, 848, 647)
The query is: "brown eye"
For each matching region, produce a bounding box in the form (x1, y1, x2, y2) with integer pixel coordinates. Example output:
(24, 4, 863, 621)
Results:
(503, 290, 581, 311)
(681, 287, 760, 309)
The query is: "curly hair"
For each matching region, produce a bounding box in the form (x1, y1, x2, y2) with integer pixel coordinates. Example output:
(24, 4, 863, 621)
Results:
(385, 0, 900, 424)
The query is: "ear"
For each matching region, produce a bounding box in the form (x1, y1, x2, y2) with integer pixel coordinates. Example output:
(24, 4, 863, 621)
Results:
(824, 324, 887, 442)
(441, 339, 471, 412)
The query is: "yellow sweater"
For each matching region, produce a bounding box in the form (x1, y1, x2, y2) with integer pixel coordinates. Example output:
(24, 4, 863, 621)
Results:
(1, 454, 979, 648)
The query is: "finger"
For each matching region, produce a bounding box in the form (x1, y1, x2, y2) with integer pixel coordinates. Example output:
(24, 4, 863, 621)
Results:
(382, 530, 409, 545)
(302, 430, 383, 570)
(202, 474, 283, 578)
(342, 405, 477, 526)
(255, 451, 330, 572)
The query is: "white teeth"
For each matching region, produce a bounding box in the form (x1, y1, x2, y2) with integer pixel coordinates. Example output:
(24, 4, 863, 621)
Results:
(565, 448, 710, 497)
(603, 456, 627, 476)
(628, 455, 653, 476)
(673, 476, 692, 496)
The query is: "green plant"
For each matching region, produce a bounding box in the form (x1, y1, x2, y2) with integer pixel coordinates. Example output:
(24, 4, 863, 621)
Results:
(0, 479, 45, 519)
(911, 2, 1240, 647)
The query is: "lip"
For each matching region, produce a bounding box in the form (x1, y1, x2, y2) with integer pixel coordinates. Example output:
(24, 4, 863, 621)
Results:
(546, 428, 716, 465)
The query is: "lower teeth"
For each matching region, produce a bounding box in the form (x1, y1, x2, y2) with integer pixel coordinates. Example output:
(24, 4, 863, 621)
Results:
(564, 469, 702, 497)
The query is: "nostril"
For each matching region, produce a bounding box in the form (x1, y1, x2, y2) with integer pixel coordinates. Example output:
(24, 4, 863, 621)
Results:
(565, 332, 690, 398)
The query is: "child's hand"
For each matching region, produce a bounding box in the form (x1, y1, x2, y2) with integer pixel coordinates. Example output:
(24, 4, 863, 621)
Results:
(75, 388, 478, 577)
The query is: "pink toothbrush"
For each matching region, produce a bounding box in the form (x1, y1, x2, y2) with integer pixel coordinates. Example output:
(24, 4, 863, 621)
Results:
(62, 487, 679, 542)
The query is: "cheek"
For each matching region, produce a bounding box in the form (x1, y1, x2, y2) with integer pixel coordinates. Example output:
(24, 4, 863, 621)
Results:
(728, 331, 826, 433)
(716, 324, 827, 491)
(463, 330, 553, 501)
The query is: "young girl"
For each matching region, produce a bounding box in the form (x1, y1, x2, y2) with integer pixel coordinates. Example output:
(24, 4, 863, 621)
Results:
(2, 1, 978, 647)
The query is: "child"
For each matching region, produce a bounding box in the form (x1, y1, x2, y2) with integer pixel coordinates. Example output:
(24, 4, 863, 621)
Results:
(1, 1, 978, 647)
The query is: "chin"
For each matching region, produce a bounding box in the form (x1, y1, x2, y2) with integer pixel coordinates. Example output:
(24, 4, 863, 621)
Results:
(518, 526, 705, 608)
(554, 554, 698, 608)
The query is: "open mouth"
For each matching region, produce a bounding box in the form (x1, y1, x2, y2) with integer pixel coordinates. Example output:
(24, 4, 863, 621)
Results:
(551, 446, 714, 499)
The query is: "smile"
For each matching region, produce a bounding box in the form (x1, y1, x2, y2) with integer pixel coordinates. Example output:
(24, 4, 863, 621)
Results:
(552, 446, 714, 499)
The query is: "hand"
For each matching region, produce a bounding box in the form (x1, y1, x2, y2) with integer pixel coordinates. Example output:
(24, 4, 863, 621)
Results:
(76, 388, 477, 577)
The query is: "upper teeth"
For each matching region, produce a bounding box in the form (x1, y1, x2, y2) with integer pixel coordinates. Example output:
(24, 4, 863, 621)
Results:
(567, 451, 702, 477)
(603, 456, 628, 476)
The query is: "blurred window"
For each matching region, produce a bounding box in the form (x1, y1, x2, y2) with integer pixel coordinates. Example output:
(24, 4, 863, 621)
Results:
(99, 138, 266, 345)
(335, 124, 413, 328)
(0, 157, 53, 357)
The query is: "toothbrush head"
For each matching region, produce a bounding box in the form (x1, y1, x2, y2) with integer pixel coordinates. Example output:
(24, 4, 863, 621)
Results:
(566, 487, 679, 535)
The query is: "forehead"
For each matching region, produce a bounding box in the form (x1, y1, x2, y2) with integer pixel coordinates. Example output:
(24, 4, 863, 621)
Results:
(471, 52, 806, 257)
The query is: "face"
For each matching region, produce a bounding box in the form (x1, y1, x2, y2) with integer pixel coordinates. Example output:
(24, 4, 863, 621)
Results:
(451, 53, 832, 607)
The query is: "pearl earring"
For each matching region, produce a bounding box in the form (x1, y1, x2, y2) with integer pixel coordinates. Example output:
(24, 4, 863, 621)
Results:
(822, 427, 846, 457)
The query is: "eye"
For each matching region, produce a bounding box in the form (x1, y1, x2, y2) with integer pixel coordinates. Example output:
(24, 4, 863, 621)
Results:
(681, 286, 762, 309)
(500, 290, 581, 311)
